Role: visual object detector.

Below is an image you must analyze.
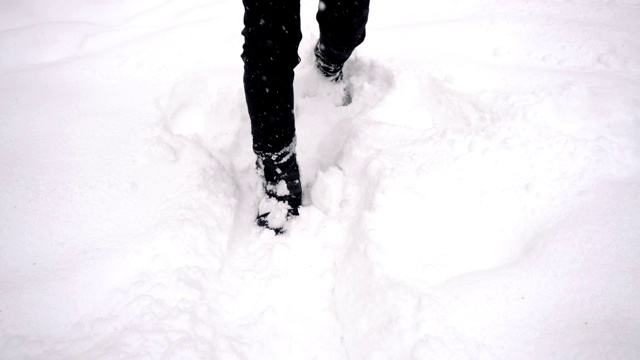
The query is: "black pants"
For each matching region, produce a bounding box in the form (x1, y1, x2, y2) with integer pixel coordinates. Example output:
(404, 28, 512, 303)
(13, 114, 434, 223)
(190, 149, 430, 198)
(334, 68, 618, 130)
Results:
(242, 0, 370, 154)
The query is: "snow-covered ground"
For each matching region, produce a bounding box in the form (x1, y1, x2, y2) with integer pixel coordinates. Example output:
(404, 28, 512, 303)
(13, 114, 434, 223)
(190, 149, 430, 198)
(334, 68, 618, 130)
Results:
(1, 0, 640, 358)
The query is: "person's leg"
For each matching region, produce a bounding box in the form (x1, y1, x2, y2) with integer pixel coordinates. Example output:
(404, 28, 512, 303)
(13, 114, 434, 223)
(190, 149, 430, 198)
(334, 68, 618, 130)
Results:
(241, 0, 303, 229)
(242, 0, 302, 154)
(315, 0, 370, 79)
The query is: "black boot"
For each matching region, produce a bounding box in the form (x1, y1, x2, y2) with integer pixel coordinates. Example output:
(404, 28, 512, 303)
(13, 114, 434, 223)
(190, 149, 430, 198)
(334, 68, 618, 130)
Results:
(255, 146, 302, 234)
(315, 41, 352, 105)
(314, 41, 344, 83)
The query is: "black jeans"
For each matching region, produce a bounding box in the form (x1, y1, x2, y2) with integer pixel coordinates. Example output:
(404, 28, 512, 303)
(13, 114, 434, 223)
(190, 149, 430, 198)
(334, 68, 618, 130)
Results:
(242, 0, 370, 154)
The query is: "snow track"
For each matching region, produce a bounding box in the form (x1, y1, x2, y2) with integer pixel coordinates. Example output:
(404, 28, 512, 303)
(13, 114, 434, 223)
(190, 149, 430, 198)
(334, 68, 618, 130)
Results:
(1, 0, 639, 359)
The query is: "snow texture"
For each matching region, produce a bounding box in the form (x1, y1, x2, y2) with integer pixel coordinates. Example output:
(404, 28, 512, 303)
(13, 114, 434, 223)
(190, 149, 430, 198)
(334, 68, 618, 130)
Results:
(1, 0, 640, 359)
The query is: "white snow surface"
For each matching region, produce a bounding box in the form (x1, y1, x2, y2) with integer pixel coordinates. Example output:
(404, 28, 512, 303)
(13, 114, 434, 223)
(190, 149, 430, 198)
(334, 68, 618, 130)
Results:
(2, 0, 640, 359)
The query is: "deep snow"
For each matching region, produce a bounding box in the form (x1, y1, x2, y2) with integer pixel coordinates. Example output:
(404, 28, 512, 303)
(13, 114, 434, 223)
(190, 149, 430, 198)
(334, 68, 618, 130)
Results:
(1, 0, 640, 359)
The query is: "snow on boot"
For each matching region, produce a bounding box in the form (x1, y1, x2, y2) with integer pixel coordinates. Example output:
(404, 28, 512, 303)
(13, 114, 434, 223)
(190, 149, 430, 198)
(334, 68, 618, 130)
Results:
(314, 42, 344, 83)
(255, 144, 302, 234)
(314, 42, 352, 106)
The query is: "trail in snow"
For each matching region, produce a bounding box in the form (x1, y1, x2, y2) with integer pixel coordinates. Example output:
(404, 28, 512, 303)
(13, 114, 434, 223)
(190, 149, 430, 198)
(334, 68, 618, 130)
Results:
(1, 0, 640, 359)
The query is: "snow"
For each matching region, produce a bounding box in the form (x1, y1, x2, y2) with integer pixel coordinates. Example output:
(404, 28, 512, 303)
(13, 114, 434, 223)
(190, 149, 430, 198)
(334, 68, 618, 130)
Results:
(1, 0, 639, 359)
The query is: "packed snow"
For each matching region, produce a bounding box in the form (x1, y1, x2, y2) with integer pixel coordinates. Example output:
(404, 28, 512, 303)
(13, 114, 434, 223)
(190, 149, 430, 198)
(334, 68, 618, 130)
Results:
(1, 0, 639, 359)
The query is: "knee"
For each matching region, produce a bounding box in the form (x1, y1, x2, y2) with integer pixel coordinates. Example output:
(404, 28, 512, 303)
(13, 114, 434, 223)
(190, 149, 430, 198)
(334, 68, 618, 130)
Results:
(241, 38, 301, 70)
(241, 11, 302, 69)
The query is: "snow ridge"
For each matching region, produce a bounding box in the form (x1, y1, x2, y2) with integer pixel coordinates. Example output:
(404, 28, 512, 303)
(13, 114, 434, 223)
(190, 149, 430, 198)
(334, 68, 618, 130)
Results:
(1, 0, 639, 359)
